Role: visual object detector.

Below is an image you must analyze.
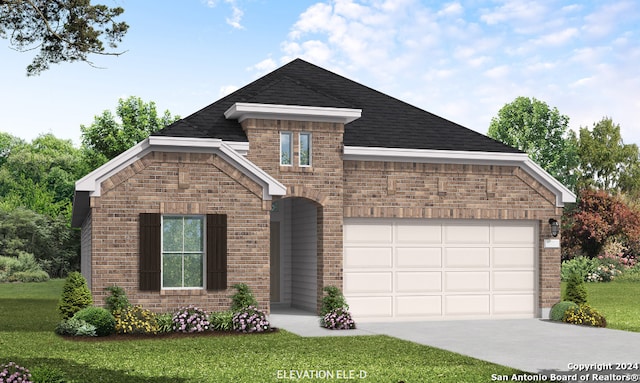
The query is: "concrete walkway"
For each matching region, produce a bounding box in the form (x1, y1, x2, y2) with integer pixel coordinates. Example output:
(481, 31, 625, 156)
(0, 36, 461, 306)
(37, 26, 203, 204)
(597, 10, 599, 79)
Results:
(269, 308, 640, 375)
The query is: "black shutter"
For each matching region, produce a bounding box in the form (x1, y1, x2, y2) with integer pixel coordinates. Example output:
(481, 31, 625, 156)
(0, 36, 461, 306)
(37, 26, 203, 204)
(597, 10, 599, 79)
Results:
(207, 214, 227, 290)
(139, 213, 161, 291)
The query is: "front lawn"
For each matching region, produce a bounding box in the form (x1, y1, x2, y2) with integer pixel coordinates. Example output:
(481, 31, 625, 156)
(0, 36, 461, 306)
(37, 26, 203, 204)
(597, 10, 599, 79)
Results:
(0, 280, 522, 382)
(561, 280, 640, 332)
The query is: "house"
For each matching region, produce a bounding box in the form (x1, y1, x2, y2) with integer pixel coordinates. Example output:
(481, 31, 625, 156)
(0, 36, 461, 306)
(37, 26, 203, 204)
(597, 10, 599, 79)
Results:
(72, 59, 575, 321)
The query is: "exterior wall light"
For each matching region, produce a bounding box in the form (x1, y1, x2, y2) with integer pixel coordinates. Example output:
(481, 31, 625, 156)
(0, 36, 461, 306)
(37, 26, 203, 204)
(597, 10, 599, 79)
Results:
(548, 218, 559, 237)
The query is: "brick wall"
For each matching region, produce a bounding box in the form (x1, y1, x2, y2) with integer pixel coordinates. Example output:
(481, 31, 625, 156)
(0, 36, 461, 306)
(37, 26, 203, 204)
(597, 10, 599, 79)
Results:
(89, 151, 270, 313)
(343, 160, 562, 310)
(241, 119, 345, 312)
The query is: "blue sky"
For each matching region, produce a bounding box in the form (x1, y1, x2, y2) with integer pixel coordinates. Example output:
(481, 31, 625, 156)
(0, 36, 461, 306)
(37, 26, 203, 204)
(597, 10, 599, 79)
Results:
(1, 0, 639, 147)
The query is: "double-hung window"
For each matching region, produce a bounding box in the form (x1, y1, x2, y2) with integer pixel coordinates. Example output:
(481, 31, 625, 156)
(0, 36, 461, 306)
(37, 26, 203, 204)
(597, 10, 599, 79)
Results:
(299, 132, 311, 166)
(162, 216, 204, 288)
(280, 132, 292, 165)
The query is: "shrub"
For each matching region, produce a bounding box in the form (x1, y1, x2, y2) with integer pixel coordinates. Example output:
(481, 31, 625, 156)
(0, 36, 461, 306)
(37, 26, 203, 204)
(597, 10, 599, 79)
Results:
(8, 270, 50, 283)
(155, 313, 173, 333)
(210, 310, 234, 331)
(563, 304, 607, 327)
(57, 272, 92, 319)
(320, 286, 349, 316)
(55, 318, 97, 337)
(563, 271, 587, 305)
(173, 305, 210, 333)
(230, 283, 258, 311)
(0, 252, 50, 283)
(561, 256, 598, 282)
(321, 307, 356, 330)
(73, 306, 116, 337)
(29, 366, 66, 383)
(104, 285, 130, 314)
(549, 301, 578, 321)
(617, 265, 640, 282)
(115, 305, 159, 335)
(0, 362, 33, 383)
(232, 305, 270, 333)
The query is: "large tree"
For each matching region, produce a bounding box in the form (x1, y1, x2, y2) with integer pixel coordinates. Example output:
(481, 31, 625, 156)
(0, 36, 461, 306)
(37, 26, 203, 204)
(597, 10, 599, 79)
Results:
(577, 117, 640, 195)
(488, 96, 579, 191)
(81, 96, 180, 167)
(0, 0, 128, 75)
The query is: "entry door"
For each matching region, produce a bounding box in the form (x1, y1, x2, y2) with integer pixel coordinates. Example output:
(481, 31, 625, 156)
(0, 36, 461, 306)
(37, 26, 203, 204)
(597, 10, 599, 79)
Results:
(270, 222, 280, 302)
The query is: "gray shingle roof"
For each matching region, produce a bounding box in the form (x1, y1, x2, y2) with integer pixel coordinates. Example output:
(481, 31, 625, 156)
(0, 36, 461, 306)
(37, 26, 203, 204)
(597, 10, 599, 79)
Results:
(154, 59, 521, 153)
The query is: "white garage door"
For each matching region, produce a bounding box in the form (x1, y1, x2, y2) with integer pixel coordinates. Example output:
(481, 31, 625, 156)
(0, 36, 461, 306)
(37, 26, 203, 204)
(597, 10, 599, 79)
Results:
(343, 219, 538, 321)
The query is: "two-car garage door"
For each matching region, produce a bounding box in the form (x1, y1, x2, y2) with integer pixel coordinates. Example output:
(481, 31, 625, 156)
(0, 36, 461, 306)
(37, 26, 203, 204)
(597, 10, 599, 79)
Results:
(343, 219, 538, 321)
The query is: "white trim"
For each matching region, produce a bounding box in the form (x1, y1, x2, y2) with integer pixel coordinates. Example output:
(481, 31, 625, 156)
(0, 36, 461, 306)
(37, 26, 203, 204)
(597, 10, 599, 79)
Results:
(75, 136, 286, 199)
(224, 102, 362, 124)
(343, 145, 576, 206)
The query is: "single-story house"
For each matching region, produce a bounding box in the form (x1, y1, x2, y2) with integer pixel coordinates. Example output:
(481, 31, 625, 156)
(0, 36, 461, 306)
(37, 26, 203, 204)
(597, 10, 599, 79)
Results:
(72, 59, 575, 321)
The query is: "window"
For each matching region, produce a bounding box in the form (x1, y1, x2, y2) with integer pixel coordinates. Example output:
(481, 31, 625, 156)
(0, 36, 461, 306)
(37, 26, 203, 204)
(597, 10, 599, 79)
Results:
(162, 216, 204, 288)
(299, 132, 311, 166)
(280, 132, 292, 165)
(139, 213, 227, 292)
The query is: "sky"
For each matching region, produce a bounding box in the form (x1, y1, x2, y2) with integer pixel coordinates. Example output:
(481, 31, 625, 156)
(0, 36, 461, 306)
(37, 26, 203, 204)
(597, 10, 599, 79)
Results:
(1, 0, 639, 147)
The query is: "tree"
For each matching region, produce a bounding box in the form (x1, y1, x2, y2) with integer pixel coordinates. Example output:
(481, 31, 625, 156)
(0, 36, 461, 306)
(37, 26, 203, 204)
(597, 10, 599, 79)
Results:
(488, 96, 579, 191)
(562, 189, 640, 259)
(0, 133, 89, 217)
(0, 0, 128, 76)
(576, 117, 640, 195)
(81, 96, 180, 166)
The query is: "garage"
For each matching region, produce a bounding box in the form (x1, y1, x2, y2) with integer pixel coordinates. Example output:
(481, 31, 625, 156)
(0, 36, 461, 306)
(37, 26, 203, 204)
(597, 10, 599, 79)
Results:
(343, 219, 538, 321)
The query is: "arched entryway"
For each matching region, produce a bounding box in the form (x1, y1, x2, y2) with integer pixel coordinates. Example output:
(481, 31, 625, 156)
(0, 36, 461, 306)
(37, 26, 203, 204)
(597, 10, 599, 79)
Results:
(270, 197, 320, 313)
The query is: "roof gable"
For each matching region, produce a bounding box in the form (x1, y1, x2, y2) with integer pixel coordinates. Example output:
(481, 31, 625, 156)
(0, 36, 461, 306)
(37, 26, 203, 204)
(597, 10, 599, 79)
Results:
(154, 59, 521, 154)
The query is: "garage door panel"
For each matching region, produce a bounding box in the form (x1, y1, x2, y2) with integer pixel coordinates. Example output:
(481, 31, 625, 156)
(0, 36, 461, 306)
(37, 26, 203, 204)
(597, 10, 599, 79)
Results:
(344, 223, 392, 243)
(349, 297, 393, 317)
(444, 247, 490, 267)
(493, 247, 535, 268)
(494, 294, 535, 315)
(445, 295, 490, 315)
(344, 272, 392, 293)
(397, 223, 441, 244)
(493, 224, 535, 244)
(344, 219, 537, 321)
(344, 247, 392, 268)
(396, 247, 442, 267)
(397, 296, 442, 316)
(444, 224, 490, 244)
(493, 271, 534, 291)
(396, 272, 442, 292)
(446, 271, 490, 292)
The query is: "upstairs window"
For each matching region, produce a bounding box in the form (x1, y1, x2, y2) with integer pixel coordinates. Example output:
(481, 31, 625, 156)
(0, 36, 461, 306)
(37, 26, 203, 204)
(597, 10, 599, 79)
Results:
(299, 132, 311, 167)
(280, 132, 292, 166)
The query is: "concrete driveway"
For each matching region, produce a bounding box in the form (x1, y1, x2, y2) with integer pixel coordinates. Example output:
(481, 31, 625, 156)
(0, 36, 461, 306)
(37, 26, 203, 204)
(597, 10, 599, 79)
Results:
(270, 309, 640, 375)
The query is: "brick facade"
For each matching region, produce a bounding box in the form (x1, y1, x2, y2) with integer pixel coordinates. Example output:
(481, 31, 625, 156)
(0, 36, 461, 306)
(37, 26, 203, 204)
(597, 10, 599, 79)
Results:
(84, 118, 563, 315)
(88, 151, 270, 313)
(343, 160, 562, 309)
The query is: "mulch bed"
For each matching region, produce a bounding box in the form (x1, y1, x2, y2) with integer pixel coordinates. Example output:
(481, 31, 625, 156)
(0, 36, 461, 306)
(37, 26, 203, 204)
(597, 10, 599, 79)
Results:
(59, 327, 279, 342)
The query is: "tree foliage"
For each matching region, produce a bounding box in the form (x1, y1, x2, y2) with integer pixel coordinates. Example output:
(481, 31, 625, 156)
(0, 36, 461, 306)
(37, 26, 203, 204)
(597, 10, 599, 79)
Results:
(577, 117, 640, 195)
(81, 96, 180, 165)
(0, 0, 129, 76)
(488, 96, 579, 191)
(562, 189, 640, 259)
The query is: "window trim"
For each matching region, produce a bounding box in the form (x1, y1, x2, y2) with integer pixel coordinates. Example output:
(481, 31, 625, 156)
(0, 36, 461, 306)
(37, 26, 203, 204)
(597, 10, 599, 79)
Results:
(299, 132, 312, 167)
(160, 215, 206, 290)
(280, 131, 293, 166)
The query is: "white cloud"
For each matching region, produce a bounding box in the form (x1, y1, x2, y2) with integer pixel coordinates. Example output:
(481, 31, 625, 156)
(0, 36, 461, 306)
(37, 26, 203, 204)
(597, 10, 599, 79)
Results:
(534, 27, 578, 46)
(438, 2, 463, 17)
(204, 0, 245, 29)
(484, 65, 510, 79)
(247, 58, 278, 76)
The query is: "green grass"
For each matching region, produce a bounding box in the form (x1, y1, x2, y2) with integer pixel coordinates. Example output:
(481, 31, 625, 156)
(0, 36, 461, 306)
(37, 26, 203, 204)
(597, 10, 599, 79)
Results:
(0, 280, 522, 382)
(561, 280, 640, 332)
